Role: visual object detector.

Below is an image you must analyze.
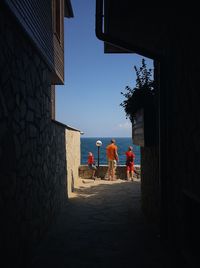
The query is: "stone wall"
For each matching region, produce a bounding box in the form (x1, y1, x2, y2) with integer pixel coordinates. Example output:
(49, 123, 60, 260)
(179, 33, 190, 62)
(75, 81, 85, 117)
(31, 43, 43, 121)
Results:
(0, 7, 73, 267)
(79, 165, 141, 180)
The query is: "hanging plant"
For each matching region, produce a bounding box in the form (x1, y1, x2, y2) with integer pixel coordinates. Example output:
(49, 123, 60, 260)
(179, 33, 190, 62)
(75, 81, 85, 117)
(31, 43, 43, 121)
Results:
(120, 58, 156, 123)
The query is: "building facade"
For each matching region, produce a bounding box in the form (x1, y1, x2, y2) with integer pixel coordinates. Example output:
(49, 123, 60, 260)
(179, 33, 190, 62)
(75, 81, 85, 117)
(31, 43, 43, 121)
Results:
(0, 1, 81, 267)
(96, 1, 200, 266)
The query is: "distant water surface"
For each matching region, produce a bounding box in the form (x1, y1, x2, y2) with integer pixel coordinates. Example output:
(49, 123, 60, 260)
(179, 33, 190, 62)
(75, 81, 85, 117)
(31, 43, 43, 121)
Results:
(81, 137, 140, 165)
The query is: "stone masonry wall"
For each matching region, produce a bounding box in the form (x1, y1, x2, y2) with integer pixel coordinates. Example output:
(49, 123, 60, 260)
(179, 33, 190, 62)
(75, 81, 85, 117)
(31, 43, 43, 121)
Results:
(79, 165, 141, 180)
(0, 7, 67, 267)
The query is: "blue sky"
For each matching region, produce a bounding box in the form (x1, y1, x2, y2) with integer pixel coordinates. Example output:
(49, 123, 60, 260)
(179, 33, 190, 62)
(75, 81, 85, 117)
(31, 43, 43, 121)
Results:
(55, 0, 153, 137)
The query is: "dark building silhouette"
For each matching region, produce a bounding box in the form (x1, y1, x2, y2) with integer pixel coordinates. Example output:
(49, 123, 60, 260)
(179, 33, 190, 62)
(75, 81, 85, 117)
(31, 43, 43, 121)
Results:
(0, 1, 74, 267)
(96, 1, 200, 266)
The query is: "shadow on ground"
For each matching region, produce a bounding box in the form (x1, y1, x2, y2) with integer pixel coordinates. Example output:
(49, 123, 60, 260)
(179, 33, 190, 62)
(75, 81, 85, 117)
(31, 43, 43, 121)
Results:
(29, 179, 175, 268)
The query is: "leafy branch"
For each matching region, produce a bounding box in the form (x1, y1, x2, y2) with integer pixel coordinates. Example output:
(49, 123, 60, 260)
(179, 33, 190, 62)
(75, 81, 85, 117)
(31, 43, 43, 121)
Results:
(120, 58, 155, 122)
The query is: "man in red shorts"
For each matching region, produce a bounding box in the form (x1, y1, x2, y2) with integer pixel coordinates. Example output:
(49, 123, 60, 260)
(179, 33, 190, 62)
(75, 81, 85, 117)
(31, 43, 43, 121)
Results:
(125, 146, 135, 181)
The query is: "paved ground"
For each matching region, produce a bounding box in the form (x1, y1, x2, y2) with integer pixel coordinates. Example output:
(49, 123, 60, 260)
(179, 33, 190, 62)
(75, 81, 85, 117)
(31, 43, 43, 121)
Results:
(29, 178, 174, 268)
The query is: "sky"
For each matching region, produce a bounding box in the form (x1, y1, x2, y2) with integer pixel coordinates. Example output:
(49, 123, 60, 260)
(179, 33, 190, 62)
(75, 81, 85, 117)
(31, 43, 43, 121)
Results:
(55, 0, 153, 137)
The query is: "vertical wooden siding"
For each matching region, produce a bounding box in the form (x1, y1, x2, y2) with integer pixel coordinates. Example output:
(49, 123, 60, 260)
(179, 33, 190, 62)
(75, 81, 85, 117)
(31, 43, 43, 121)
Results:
(4, 0, 64, 84)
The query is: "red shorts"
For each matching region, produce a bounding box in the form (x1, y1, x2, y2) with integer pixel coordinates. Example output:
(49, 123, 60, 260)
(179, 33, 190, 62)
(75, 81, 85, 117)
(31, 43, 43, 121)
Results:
(126, 162, 134, 172)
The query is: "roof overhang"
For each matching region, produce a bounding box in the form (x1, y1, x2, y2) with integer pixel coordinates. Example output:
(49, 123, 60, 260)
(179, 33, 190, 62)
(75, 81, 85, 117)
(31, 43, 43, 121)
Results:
(64, 0, 74, 18)
(96, 0, 171, 59)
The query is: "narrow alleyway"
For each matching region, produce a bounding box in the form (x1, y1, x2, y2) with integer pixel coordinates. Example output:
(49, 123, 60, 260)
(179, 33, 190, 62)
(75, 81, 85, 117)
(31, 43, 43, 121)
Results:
(29, 178, 173, 268)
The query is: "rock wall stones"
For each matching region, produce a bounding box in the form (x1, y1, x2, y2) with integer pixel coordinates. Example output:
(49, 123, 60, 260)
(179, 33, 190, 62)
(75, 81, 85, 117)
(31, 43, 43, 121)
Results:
(0, 7, 72, 267)
(79, 165, 141, 180)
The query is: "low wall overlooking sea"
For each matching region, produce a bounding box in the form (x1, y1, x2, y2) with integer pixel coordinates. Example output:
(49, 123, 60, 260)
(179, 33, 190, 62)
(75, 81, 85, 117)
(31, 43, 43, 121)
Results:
(79, 165, 141, 180)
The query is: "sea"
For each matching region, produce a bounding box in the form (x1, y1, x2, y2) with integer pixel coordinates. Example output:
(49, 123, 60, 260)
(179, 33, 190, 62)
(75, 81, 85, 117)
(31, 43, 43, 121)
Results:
(81, 137, 141, 166)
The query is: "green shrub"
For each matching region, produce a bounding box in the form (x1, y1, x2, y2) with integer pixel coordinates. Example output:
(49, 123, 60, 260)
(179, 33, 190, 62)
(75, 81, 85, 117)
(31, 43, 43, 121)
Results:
(120, 58, 156, 122)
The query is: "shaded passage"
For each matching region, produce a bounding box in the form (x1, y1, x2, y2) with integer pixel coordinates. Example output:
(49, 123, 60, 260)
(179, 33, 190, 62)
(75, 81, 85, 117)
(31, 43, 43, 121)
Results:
(30, 179, 172, 268)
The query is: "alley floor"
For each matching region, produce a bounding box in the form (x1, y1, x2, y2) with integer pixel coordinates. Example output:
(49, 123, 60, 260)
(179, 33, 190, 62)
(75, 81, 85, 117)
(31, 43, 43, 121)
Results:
(29, 178, 176, 268)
